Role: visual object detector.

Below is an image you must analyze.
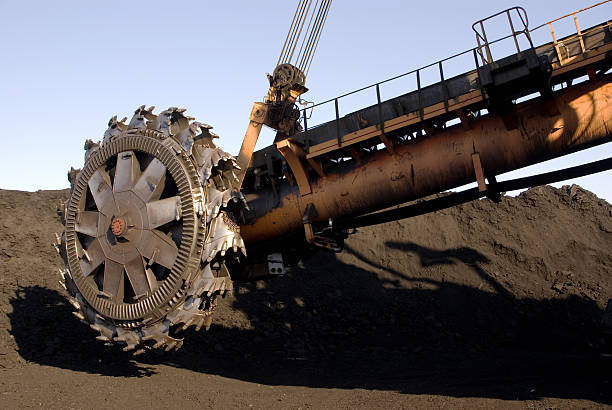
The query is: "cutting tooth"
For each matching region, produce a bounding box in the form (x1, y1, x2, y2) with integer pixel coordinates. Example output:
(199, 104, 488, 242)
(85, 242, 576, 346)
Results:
(202, 211, 242, 262)
(205, 188, 225, 223)
(152, 108, 174, 136)
(91, 316, 115, 340)
(204, 314, 213, 330)
(128, 105, 148, 130)
(141, 320, 182, 350)
(175, 121, 201, 154)
(152, 340, 165, 349)
(103, 115, 127, 143)
(188, 265, 214, 297)
(61, 269, 71, 281)
(194, 146, 234, 181)
(84, 139, 100, 161)
(73, 311, 85, 321)
(115, 328, 141, 351)
(194, 317, 205, 332)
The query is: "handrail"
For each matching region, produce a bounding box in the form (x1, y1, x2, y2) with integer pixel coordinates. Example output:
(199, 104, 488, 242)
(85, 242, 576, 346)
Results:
(299, 1, 611, 134)
(528, 0, 611, 66)
(472, 6, 532, 64)
(530, 0, 610, 31)
(301, 27, 536, 132)
(305, 33, 516, 111)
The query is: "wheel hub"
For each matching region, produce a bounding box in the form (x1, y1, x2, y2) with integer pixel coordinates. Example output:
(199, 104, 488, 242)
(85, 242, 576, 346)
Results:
(111, 216, 126, 237)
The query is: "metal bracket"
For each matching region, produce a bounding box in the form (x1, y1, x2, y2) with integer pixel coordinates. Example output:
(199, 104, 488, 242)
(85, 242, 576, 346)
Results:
(486, 174, 502, 203)
(349, 147, 362, 165)
(471, 152, 487, 192)
(587, 66, 597, 82)
(379, 133, 395, 154)
(472, 152, 501, 201)
(456, 109, 473, 130)
(276, 138, 312, 196)
(302, 203, 318, 243)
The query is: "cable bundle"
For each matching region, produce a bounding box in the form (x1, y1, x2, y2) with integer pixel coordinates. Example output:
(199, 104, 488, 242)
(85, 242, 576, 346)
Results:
(277, 0, 332, 77)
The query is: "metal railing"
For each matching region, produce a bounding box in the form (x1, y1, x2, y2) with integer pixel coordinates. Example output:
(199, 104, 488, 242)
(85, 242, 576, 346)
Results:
(530, 0, 611, 66)
(298, 1, 610, 142)
(472, 6, 533, 65)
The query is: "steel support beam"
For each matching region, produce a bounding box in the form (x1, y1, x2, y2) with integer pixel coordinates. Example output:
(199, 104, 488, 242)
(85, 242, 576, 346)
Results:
(241, 76, 612, 245)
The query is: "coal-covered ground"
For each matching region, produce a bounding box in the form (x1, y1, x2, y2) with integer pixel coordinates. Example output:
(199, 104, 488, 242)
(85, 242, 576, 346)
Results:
(0, 185, 611, 409)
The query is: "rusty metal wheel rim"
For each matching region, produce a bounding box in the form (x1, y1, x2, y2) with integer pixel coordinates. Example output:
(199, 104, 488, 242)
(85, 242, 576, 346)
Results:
(64, 134, 200, 322)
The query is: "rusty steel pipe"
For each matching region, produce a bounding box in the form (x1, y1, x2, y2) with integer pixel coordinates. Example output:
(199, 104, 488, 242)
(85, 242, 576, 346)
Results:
(241, 76, 612, 244)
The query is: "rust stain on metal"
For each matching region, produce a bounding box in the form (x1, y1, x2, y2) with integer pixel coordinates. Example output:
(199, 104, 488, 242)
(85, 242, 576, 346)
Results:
(242, 78, 612, 244)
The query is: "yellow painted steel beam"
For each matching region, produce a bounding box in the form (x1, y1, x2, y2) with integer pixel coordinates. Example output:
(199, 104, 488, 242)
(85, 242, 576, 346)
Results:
(235, 103, 269, 188)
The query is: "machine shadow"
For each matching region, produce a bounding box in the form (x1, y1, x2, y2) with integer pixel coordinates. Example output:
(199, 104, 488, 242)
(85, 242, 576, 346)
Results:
(163, 242, 610, 403)
(8, 286, 155, 377)
(8, 241, 610, 402)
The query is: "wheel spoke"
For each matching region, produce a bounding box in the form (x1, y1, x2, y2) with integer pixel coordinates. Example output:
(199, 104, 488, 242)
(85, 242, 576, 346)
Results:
(124, 252, 150, 299)
(145, 268, 159, 293)
(146, 196, 182, 229)
(102, 258, 124, 300)
(137, 229, 178, 270)
(79, 238, 105, 277)
(113, 151, 140, 193)
(88, 169, 115, 216)
(75, 211, 99, 237)
(132, 158, 166, 203)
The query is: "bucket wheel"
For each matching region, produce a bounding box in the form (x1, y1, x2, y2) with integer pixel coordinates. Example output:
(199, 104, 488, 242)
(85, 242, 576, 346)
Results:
(56, 106, 246, 352)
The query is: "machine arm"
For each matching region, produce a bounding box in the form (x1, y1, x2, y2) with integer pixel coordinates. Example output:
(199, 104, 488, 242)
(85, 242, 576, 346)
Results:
(235, 0, 332, 188)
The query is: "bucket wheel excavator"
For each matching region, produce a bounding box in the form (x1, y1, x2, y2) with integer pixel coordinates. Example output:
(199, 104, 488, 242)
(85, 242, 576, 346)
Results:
(55, 0, 612, 352)
(57, 109, 246, 351)
(56, 0, 331, 351)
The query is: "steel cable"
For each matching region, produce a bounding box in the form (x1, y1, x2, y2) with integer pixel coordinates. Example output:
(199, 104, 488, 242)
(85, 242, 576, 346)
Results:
(304, 0, 331, 75)
(297, 0, 331, 74)
(296, 0, 326, 70)
(295, 0, 321, 68)
(278, 0, 307, 64)
(278, 0, 311, 65)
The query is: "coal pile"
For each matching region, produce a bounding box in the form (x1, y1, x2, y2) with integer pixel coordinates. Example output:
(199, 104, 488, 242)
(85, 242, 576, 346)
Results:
(0, 185, 610, 404)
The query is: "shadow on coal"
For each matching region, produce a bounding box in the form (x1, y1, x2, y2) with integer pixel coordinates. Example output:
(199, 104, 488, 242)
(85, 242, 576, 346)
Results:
(8, 286, 154, 377)
(9, 241, 610, 403)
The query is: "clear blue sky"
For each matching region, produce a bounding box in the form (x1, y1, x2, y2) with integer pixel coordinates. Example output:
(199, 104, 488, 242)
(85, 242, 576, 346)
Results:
(0, 0, 610, 201)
